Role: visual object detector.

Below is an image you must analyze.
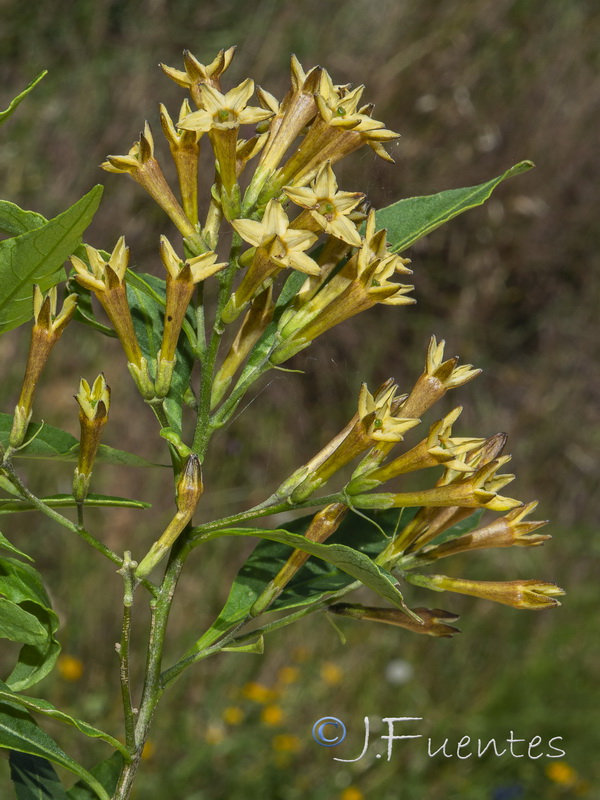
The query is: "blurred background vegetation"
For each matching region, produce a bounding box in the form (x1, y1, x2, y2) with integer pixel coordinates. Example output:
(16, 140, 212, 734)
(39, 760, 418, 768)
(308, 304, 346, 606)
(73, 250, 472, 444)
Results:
(1, 0, 598, 798)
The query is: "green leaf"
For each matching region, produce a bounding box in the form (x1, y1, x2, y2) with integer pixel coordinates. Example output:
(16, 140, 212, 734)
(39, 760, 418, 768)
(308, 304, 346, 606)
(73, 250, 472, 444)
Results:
(0, 558, 61, 691)
(125, 272, 195, 433)
(0, 494, 150, 515)
(0, 557, 53, 608)
(376, 161, 534, 253)
(6, 623, 61, 692)
(9, 751, 68, 799)
(0, 599, 48, 644)
(0, 681, 129, 759)
(0, 700, 110, 800)
(0, 414, 160, 466)
(0, 72, 47, 126)
(0, 201, 46, 238)
(0, 532, 34, 562)
(0, 186, 103, 334)
(191, 509, 413, 651)
(66, 753, 124, 800)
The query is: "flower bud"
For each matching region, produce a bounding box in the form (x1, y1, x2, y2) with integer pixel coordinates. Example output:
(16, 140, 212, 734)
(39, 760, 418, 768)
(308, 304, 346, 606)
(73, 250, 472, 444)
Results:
(9, 286, 77, 448)
(135, 454, 203, 580)
(405, 573, 565, 610)
(250, 503, 347, 616)
(328, 603, 460, 638)
(72, 375, 110, 502)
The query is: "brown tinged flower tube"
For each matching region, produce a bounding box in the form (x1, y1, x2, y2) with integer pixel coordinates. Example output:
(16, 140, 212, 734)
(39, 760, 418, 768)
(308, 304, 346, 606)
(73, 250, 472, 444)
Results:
(328, 603, 461, 638)
(160, 100, 202, 226)
(156, 237, 226, 397)
(285, 381, 419, 504)
(404, 573, 565, 611)
(414, 502, 550, 562)
(70, 239, 155, 399)
(250, 503, 348, 617)
(135, 454, 203, 580)
(9, 286, 77, 448)
(400, 336, 481, 419)
(103, 123, 198, 240)
(72, 375, 110, 503)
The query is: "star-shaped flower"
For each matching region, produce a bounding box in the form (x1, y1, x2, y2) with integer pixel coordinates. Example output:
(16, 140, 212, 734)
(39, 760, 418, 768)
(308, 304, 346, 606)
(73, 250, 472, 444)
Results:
(284, 163, 364, 246)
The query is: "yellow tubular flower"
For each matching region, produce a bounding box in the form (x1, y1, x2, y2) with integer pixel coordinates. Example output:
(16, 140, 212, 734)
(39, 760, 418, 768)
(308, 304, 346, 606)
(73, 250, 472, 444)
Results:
(70, 239, 154, 399)
(328, 604, 461, 638)
(156, 237, 227, 397)
(72, 374, 110, 502)
(159, 100, 202, 226)
(222, 200, 319, 323)
(272, 79, 400, 192)
(250, 503, 348, 616)
(348, 407, 484, 493)
(400, 336, 481, 418)
(256, 56, 323, 175)
(415, 502, 550, 561)
(160, 47, 237, 105)
(287, 381, 420, 503)
(285, 162, 364, 246)
(271, 241, 414, 364)
(353, 457, 521, 513)
(135, 454, 203, 580)
(405, 573, 565, 610)
(178, 80, 273, 197)
(382, 433, 510, 560)
(9, 286, 77, 448)
(102, 123, 197, 239)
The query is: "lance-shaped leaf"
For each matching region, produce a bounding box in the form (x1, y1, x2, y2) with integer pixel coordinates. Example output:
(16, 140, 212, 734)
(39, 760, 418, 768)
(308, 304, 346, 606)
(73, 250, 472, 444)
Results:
(0, 700, 110, 800)
(0, 71, 47, 126)
(0, 680, 129, 759)
(0, 532, 34, 562)
(0, 185, 103, 334)
(0, 557, 61, 690)
(376, 161, 534, 253)
(0, 599, 48, 644)
(0, 413, 161, 466)
(9, 751, 68, 799)
(0, 494, 150, 515)
(189, 510, 414, 653)
(0, 201, 46, 238)
(5, 607, 61, 691)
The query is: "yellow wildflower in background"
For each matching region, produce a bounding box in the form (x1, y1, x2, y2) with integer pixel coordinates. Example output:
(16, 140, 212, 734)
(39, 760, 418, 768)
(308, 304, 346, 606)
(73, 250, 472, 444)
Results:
(321, 662, 343, 686)
(242, 681, 276, 704)
(261, 705, 284, 726)
(57, 655, 84, 682)
(277, 666, 300, 685)
(546, 761, 578, 786)
(222, 706, 244, 725)
(340, 788, 364, 800)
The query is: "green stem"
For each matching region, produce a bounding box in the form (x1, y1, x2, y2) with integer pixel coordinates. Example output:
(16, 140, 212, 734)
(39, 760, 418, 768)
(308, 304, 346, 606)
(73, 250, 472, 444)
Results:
(190, 492, 344, 540)
(113, 535, 192, 800)
(117, 552, 136, 752)
(161, 578, 362, 690)
(192, 234, 243, 459)
(1, 463, 158, 597)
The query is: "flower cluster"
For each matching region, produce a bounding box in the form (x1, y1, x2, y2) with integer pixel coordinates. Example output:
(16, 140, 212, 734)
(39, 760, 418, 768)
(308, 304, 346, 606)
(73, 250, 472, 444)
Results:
(73, 47, 561, 628)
